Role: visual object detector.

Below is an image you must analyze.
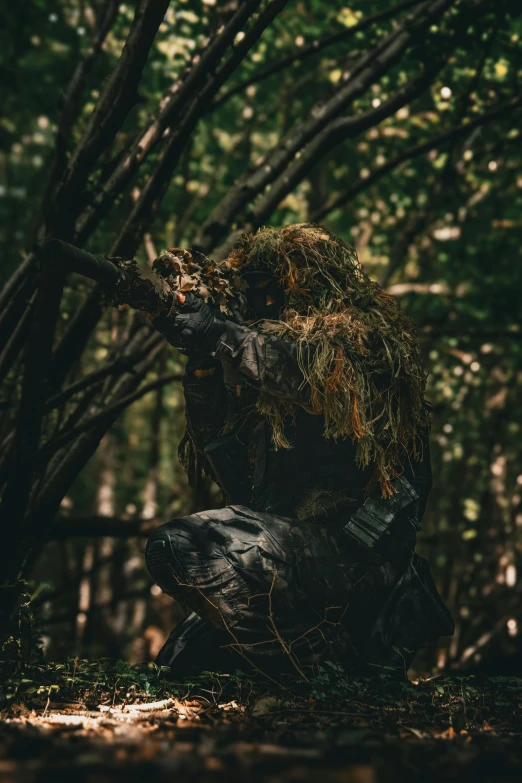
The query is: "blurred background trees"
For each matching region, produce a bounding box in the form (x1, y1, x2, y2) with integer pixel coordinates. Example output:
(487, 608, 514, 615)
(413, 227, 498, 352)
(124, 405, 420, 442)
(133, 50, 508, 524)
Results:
(0, 0, 521, 673)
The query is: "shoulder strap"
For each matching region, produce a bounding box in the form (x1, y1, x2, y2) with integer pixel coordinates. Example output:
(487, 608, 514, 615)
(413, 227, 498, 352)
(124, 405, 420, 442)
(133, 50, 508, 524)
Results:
(299, 489, 360, 525)
(342, 476, 418, 550)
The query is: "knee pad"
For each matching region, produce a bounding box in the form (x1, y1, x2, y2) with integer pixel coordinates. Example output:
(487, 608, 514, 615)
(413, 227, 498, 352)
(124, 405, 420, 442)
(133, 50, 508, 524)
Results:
(145, 523, 185, 597)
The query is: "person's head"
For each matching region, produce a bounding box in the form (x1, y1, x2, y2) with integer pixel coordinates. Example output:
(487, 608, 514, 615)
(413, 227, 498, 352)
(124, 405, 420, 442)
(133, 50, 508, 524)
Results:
(223, 223, 374, 323)
(223, 223, 430, 498)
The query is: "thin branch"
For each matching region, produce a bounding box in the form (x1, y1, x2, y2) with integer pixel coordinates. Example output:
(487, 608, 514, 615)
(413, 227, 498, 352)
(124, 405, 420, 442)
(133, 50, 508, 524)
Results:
(31, 550, 123, 607)
(266, 567, 309, 681)
(24, 337, 166, 536)
(194, 0, 455, 253)
(175, 576, 284, 687)
(0, 432, 15, 487)
(33, 0, 120, 243)
(40, 587, 152, 625)
(112, 0, 289, 257)
(48, 2, 271, 386)
(0, 2, 122, 336)
(0, 357, 22, 441)
(202, 0, 290, 112)
(141, 346, 166, 520)
(47, 0, 171, 238)
(0, 255, 65, 583)
(211, 0, 426, 109)
(249, 64, 439, 232)
(378, 19, 501, 288)
(74, 0, 265, 245)
(38, 371, 183, 461)
(58, 0, 120, 140)
(44, 358, 139, 411)
(0, 292, 36, 387)
(26, 323, 162, 516)
(48, 284, 108, 389)
(312, 95, 522, 221)
(0, 258, 38, 348)
(29, 328, 161, 497)
(172, 157, 228, 247)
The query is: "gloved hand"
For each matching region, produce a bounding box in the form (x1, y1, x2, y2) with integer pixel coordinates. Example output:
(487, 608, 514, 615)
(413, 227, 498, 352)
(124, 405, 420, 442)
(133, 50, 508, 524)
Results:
(154, 292, 227, 354)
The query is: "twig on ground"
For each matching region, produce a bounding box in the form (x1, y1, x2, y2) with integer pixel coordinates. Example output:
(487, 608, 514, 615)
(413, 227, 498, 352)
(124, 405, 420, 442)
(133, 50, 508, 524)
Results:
(122, 697, 175, 712)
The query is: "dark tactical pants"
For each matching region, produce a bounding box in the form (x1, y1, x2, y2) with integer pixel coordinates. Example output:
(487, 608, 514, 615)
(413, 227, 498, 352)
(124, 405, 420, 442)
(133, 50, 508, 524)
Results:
(145, 505, 453, 677)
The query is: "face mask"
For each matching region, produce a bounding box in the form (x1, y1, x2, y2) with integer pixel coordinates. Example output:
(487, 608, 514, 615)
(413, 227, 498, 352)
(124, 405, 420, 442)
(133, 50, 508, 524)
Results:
(243, 272, 285, 322)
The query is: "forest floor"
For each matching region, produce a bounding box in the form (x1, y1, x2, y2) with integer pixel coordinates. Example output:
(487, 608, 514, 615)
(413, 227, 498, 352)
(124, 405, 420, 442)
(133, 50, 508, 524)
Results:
(1, 661, 522, 782)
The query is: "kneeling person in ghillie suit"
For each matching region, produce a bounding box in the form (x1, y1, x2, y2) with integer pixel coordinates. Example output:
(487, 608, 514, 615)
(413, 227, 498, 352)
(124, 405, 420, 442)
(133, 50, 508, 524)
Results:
(146, 223, 453, 677)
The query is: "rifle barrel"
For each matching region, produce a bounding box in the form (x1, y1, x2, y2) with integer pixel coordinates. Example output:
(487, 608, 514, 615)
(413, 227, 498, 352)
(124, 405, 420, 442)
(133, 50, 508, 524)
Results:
(42, 239, 120, 284)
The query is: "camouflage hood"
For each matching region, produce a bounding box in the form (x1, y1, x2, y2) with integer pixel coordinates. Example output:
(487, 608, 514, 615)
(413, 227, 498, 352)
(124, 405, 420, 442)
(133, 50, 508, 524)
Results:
(223, 223, 430, 497)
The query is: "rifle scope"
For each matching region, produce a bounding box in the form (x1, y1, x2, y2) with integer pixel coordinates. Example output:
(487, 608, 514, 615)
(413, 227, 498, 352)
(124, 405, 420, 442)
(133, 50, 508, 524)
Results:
(41, 239, 120, 284)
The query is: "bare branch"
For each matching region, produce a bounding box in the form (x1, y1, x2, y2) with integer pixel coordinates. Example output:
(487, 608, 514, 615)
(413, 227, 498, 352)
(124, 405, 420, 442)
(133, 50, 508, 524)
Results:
(194, 0, 455, 253)
(312, 95, 522, 221)
(377, 20, 501, 288)
(41, 587, 151, 625)
(48, 284, 107, 389)
(74, 0, 266, 245)
(250, 66, 439, 232)
(34, 0, 120, 241)
(0, 292, 36, 387)
(0, 255, 66, 582)
(42, 4, 278, 387)
(25, 336, 167, 533)
(211, 0, 426, 109)
(0, 255, 36, 320)
(59, 0, 120, 140)
(44, 358, 140, 412)
(112, 0, 289, 257)
(47, 0, 171, 238)
(39, 369, 181, 461)
(31, 550, 127, 607)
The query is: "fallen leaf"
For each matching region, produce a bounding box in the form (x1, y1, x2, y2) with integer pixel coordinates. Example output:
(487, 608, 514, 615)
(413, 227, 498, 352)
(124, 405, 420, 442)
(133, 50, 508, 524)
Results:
(404, 726, 425, 740)
(439, 726, 456, 740)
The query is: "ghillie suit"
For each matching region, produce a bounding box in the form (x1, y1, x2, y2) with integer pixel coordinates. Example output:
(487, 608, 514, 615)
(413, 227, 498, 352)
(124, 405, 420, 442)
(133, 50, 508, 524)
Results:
(223, 223, 430, 498)
(146, 223, 453, 679)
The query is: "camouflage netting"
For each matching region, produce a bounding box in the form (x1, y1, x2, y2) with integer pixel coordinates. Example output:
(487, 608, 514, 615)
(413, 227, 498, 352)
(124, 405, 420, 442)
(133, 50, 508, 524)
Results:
(223, 223, 431, 498)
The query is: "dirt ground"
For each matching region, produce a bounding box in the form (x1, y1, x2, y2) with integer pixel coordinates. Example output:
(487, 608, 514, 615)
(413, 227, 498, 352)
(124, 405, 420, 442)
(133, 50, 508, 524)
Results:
(2, 666, 522, 782)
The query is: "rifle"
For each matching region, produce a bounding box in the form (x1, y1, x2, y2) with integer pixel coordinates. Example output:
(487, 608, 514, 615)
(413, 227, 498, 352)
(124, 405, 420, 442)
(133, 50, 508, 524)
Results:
(41, 238, 246, 322)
